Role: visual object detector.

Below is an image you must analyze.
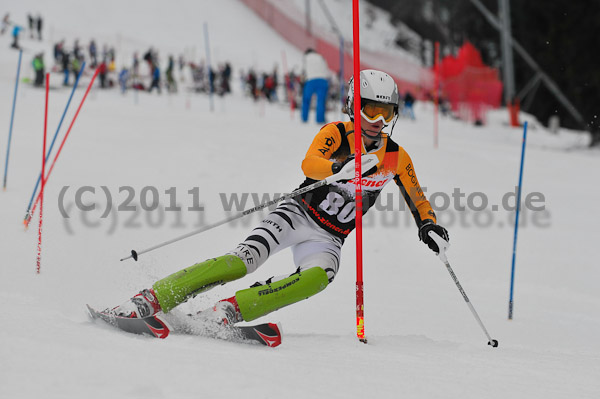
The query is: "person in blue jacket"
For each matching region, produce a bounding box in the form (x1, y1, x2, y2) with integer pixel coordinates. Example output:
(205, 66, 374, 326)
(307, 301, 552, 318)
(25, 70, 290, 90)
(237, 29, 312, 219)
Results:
(11, 25, 23, 49)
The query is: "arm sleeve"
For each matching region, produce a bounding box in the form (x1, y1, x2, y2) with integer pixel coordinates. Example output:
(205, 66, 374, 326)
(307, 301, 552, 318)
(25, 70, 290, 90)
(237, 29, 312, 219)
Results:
(301, 125, 343, 180)
(394, 150, 437, 227)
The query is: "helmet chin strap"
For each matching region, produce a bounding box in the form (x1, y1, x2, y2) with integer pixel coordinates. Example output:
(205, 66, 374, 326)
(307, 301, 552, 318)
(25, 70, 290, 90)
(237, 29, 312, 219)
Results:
(361, 127, 384, 143)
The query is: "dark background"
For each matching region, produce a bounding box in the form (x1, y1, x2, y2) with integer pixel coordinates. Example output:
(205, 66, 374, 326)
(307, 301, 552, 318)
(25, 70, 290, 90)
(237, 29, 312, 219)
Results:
(367, 0, 600, 145)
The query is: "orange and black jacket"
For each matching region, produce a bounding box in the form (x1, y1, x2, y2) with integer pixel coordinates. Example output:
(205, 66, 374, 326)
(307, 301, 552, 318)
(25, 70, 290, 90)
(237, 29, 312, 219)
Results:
(296, 121, 436, 239)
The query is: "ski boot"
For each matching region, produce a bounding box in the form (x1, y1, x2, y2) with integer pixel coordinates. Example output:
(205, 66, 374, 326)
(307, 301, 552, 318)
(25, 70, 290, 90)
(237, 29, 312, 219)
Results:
(195, 297, 244, 326)
(109, 288, 162, 319)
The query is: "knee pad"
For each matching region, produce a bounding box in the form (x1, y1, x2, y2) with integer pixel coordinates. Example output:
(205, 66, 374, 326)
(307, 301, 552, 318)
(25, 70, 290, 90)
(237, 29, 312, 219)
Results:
(235, 266, 329, 322)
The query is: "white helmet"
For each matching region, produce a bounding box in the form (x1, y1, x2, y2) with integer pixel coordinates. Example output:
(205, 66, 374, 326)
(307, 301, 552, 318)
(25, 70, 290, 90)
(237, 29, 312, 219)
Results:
(343, 69, 400, 124)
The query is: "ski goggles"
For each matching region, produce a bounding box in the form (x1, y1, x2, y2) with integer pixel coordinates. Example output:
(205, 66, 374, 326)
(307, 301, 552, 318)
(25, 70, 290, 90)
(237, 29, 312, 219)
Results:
(360, 100, 396, 123)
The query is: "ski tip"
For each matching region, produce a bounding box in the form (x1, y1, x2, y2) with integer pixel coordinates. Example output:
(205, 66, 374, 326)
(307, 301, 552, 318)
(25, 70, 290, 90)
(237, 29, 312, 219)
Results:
(145, 315, 171, 339)
(270, 322, 283, 336)
(85, 304, 97, 319)
(261, 322, 282, 348)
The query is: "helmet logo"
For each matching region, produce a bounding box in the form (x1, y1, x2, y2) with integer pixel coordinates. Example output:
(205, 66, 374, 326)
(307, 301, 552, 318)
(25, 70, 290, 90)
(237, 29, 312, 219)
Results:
(376, 94, 391, 101)
(362, 80, 368, 88)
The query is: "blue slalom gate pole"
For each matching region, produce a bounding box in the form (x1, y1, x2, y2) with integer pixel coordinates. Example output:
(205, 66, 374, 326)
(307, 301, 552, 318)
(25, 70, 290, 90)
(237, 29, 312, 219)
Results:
(23, 62, 86, 223)
(3, 49, 23, 190)
(203, 22, 214, 112)
(508, 121, 528, 320)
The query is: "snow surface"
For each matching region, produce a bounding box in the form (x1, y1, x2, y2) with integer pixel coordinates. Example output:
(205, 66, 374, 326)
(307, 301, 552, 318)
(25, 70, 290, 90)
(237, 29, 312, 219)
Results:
(1, 1, 599, 398)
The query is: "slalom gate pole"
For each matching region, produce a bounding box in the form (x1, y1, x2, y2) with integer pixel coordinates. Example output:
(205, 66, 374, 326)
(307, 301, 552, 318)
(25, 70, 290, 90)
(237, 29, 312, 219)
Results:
(352, 0, 367, 344)
(121, 175, 340, 261)
(36, 74, 50, 274)
(434, 42, 440, 149)
(429, 232, 498, 347)
(509, 121, 528, 319)
(203, 22, 214, 112)
(23, 62, 86, 225)
(25, 68, 100, 229)
(3, 49, 23, 190)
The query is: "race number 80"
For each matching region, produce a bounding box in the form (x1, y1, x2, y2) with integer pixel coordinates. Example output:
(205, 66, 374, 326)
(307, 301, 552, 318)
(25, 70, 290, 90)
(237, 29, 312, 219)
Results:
(319, 192, 356, 223)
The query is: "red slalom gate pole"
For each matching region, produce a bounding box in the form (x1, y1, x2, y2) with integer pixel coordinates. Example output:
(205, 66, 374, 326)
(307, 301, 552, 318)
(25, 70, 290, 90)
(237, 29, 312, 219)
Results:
(352, 0, 366, 344)
(36, 73, 50, 274)
(26, 67, 100, 229)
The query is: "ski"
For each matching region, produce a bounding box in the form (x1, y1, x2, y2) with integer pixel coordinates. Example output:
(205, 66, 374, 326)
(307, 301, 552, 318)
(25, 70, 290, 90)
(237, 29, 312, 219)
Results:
(86, 305, 282, 347)
(87, 304, 170, 338)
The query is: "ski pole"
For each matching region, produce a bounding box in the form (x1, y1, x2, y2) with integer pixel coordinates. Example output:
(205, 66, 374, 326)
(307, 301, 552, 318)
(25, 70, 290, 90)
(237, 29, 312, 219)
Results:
(120, 155, 379, 262)
(23, 62, 86, 224)
(122, 178, 331, 261)
(428, 231, 499, 348)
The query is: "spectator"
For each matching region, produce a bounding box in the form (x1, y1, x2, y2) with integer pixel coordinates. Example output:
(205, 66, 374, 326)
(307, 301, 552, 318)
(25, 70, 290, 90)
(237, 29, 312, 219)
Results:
(89, 40, 97, 67)
(166, 55, 177, 93)
(62, 51, 70, 86)
(28, 14, 34, 38)
(402, 91, 416, 120)
(73, 39, 81, 60)
(98, 59, 108, 88)
(71, 55, 81, 85)
(301, 48, 330, 124)
(54, 40, 65, 64)
(247, 69, 258, 100)
(1, 13, 11, 35)
(148, 62, 161, 93)
(32, 53, 45, 87)
(36, 14, 42, 41)
(119, 67, 129, 94)
(11, 25, 23, 49)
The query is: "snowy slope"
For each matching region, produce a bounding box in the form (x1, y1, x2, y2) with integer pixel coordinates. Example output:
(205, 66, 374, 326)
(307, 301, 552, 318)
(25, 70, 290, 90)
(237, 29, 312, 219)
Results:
(1, 1, 599, 399)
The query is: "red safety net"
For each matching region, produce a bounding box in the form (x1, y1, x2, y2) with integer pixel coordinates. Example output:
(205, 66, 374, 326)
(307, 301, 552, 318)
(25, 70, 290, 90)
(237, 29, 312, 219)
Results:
(240, 0, 433, 99)
(435, 42, 503, 123)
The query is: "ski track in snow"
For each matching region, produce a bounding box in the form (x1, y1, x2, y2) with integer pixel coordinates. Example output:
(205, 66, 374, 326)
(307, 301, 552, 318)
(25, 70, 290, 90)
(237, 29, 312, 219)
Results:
(1, 1, 599, 398)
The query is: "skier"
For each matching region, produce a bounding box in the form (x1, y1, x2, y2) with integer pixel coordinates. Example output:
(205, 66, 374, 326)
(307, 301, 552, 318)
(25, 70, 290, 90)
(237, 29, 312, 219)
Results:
(108, 69, 449, 332)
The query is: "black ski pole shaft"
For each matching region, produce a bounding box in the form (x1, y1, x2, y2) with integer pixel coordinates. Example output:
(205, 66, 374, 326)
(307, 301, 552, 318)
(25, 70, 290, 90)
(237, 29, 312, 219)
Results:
(120, 178, 330, 262)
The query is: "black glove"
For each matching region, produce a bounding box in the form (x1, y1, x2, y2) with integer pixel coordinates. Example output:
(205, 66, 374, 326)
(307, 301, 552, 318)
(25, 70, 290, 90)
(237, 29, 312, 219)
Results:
(418, 220, 449, 254)
(331, 155, 377, 178)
